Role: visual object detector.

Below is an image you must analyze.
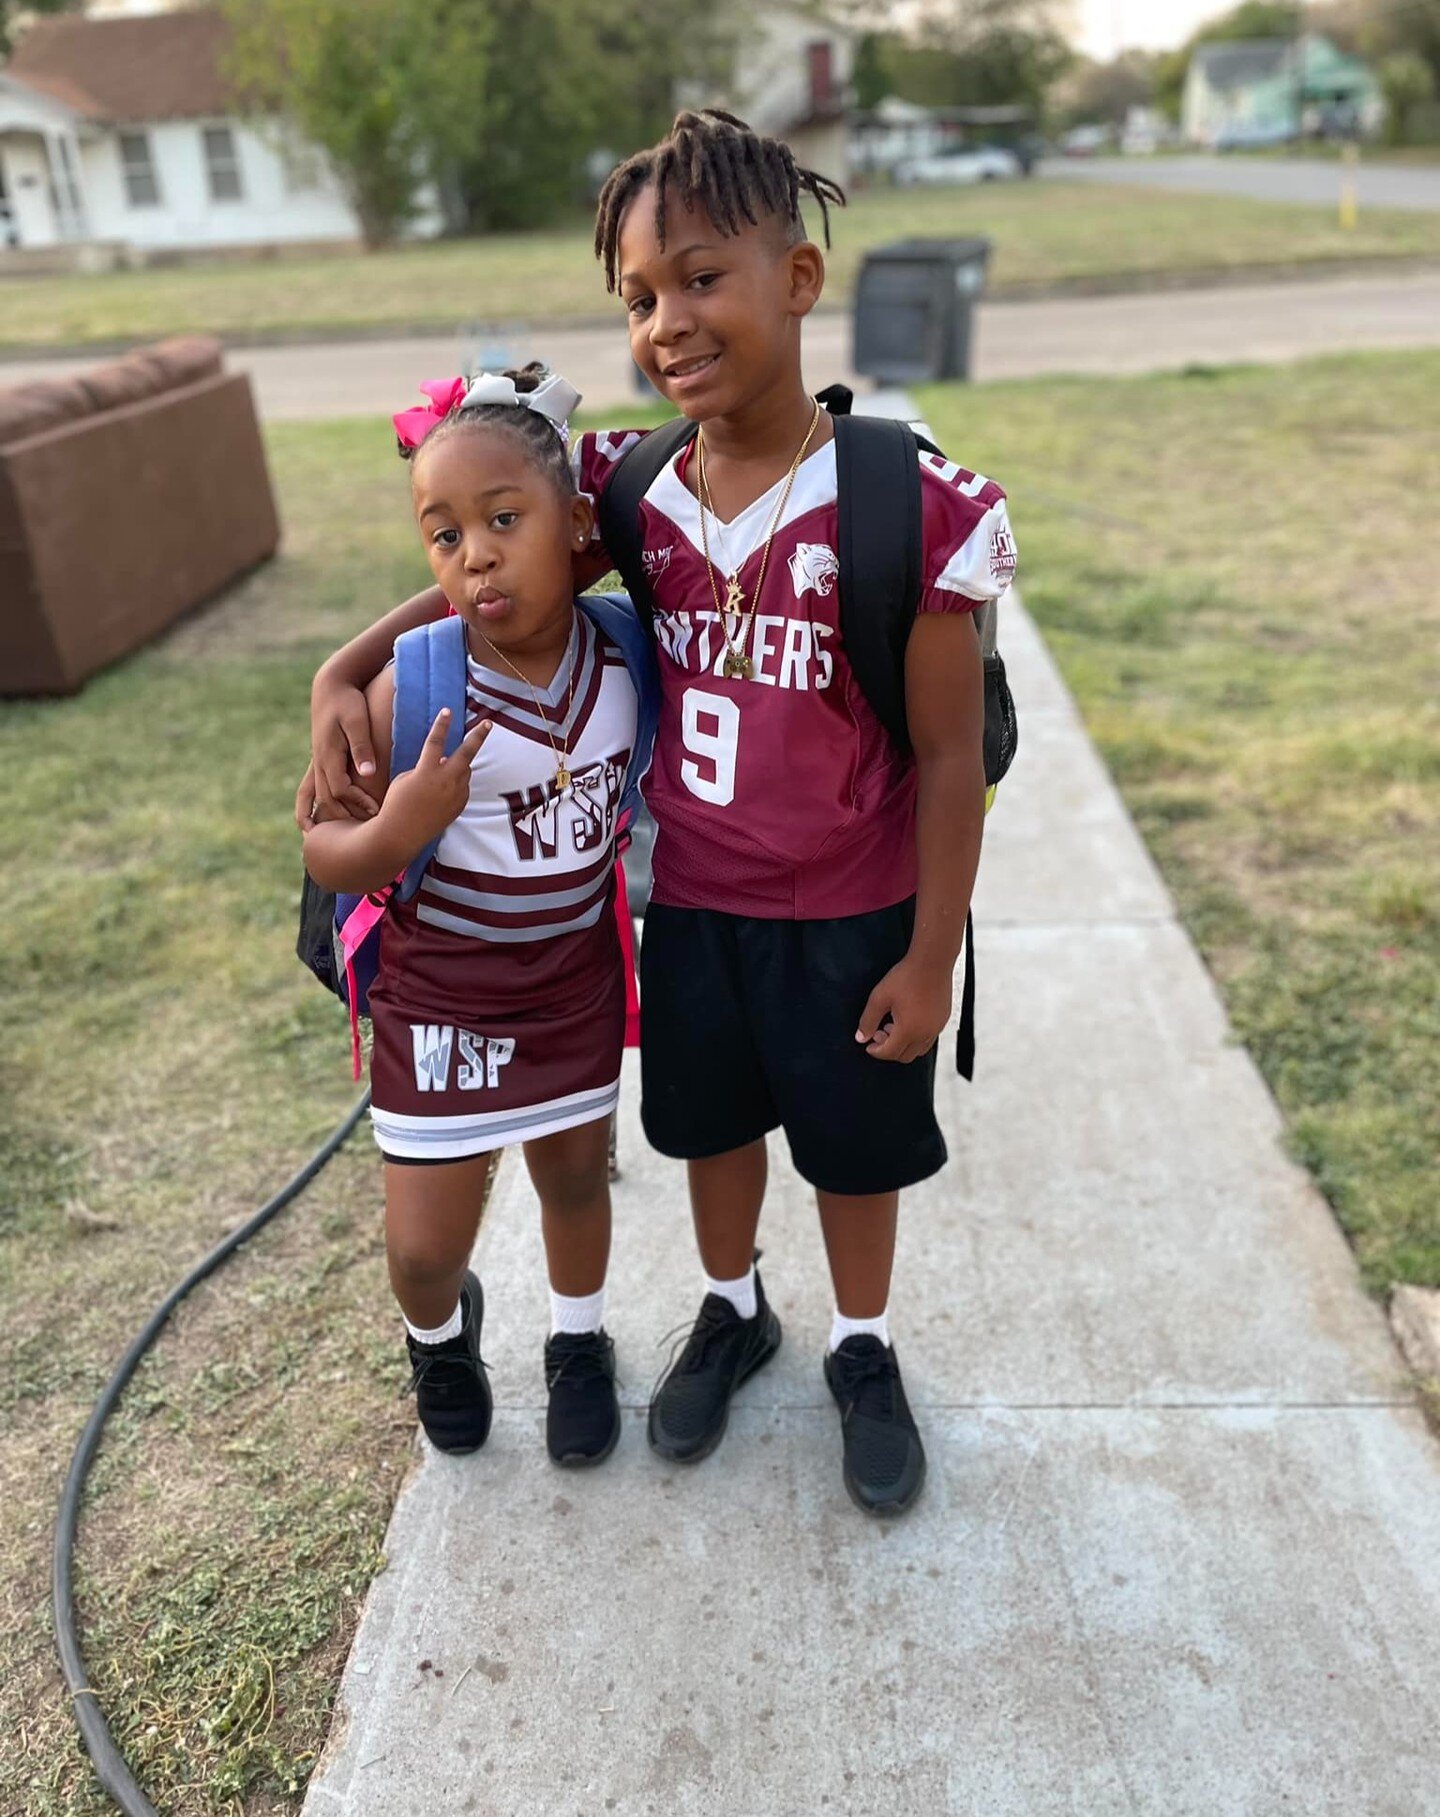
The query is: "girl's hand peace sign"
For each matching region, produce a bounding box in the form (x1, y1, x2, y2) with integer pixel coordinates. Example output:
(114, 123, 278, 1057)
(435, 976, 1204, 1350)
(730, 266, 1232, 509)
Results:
(382, 709, 493, 849)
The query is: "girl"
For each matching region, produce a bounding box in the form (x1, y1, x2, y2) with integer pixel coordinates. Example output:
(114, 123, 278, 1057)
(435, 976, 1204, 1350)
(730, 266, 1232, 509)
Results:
(303, 365, 653, 1468)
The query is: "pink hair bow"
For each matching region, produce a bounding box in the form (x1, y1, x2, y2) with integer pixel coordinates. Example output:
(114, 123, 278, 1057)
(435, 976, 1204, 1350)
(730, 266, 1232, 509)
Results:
(392, 375, 468, 450)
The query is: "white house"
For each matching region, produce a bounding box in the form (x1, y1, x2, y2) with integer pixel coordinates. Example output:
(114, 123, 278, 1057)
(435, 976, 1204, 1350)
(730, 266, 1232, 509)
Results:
(1, 2, 852, 265)
(0, 7, 440, 259)
(703, 3, 854, 185)
(1182, 35, 1385, 148)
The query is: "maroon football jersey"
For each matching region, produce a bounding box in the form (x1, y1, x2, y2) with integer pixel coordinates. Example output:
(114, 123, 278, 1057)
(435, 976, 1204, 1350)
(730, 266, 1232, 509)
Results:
(572, 427, 1017, 918)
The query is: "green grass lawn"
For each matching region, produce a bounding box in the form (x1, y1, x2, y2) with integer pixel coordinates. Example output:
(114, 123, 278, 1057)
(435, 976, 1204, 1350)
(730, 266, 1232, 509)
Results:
(5, 178, 1440, 352)
(0, 411, 529, 1814)
(921, 349, 1440, 1294)
(1, 402, 677, 1817)
(3, 355, 1435, 1813)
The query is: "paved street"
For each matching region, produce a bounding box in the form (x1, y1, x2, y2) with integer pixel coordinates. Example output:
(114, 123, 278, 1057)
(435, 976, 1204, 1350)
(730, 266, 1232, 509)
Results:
(6, 269, 1438, 419)
(1041, 152, 1440, 212)
(303, 580, 1440, 1816)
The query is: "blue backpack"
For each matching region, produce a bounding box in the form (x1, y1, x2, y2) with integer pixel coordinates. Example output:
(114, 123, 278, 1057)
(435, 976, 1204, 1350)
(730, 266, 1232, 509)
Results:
(296, 593, 658, 1072)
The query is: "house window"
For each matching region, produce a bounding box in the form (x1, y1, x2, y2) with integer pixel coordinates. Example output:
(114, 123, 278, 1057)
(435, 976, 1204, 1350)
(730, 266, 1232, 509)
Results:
(280, 134, 323, 194)
(118, 131, 160, 207)
(202, 125, 244, 202)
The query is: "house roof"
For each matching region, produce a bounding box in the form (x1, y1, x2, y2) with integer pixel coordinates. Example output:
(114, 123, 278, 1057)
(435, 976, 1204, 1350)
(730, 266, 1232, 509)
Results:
(6, 8, 235, 124)
(1189, 39, 1293, 93)
(0, 66, 85, 124)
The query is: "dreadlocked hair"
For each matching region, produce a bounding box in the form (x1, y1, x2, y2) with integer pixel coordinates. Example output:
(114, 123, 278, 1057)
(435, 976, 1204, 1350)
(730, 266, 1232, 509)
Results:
(400, 362, 575, 499)
(594, 108, 847, 293)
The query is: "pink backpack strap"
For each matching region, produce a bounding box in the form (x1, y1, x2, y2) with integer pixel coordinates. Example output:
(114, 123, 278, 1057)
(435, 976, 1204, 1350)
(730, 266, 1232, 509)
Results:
(337, 891, 391, 1080)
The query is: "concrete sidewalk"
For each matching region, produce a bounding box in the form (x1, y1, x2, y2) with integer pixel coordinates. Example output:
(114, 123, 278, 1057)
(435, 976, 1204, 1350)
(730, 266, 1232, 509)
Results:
(6, 270, 1440, 419)
(304, 598, 1440, 1816)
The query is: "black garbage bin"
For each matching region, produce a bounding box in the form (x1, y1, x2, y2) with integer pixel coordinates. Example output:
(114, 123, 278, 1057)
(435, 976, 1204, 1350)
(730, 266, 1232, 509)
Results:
(852, 237, 992, 385)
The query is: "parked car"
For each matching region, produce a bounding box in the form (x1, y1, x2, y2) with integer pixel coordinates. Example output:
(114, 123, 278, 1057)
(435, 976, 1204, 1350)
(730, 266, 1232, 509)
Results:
(1214, 122, 1295, 151)
(1058, 124, 1111, 157)
(894, 144, 1023, 186)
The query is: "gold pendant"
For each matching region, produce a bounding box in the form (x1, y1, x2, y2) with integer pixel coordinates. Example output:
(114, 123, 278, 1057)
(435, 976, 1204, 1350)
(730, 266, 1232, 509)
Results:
(724, 572, 746, 614)
(554, 764, 571, 792)
(722, 650, 753, 681)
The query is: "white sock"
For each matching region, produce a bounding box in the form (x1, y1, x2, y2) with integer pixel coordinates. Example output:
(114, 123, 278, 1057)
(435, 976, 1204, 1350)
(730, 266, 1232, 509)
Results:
(829, 1308, 890, 1353)
(405, 1302, 462, 1346)
(705, 1265, 757, 1321)
(550, 1285, 606, 1336)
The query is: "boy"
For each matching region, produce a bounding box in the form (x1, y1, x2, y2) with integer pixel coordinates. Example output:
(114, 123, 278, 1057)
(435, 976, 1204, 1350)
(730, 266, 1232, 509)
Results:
(299, 110, 1015, 1516)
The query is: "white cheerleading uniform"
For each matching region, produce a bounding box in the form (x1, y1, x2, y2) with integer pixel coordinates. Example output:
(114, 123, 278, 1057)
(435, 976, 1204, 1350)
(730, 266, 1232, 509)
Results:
(367, 611, 638, 1162)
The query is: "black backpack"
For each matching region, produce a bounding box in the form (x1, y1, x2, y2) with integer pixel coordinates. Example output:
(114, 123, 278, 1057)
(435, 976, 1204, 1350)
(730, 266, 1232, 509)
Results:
(596, 385, 1019, 1079)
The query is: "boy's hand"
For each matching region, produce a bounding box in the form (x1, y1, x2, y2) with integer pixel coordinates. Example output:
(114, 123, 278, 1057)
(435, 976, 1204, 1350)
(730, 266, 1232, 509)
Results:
(855, 956, 954, 1063)
(378, 710, 492, 850)
(295, 673, 382, 830)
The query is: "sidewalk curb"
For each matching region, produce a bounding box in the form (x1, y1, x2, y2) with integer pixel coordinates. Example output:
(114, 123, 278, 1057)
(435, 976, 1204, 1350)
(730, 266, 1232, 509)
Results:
(1390, 1284, 1440, 1381)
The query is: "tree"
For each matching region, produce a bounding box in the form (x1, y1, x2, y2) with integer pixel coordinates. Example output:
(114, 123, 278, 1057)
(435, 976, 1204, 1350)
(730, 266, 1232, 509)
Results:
(224, 0, 494, 247)
(844, 2, 1073, 117)
(853, 31, 891, 111)
(448, 0, 741, 234)
(1378, 50, 1436, 143)
(1198, 1, 1303, 37)
(1051, 49, 1160, 129)
(223, 0, 744, 244)
(1346, 0, 1440, 93)
(1, 0, 79, 63)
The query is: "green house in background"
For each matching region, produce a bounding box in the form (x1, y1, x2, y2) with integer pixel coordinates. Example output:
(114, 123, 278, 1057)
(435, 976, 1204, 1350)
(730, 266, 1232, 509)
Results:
(1182, 36, 1385, 149)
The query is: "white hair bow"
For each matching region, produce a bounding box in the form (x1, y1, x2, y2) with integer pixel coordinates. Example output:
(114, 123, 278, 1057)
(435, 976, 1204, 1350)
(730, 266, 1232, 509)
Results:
(460, 370, 582, 444)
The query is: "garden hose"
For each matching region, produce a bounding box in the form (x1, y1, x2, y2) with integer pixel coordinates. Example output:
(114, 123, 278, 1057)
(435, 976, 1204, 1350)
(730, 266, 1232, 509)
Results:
(53, 1091, 372, 1817)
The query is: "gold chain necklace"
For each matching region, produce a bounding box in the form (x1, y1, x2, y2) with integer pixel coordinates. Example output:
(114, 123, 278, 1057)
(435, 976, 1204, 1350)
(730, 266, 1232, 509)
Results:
(696, 400, 822, 681)
(473, 618, 580, 793)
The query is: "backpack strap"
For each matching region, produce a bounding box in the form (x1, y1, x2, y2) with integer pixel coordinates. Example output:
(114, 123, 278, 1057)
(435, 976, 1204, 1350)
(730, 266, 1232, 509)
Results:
(576, 590, 659, 823)
(832, 409, 980, 1082)
(392, 613, 469, 902)
(594, 418, 698, 627)
(833, 412, 923, 753)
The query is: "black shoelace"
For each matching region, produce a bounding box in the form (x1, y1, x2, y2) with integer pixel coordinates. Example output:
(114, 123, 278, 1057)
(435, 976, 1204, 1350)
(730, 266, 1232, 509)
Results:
(647, 1296, 743, 1402)
(546, 1335, 619, 1390)
(831, 1344, 900, 1425)
(663, 1297, 739, 1370)
(402, 1347, 490, 1401)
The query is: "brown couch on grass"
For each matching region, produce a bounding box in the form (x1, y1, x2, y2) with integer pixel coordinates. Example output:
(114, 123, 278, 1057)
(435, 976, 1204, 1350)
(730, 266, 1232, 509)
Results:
(0, 336, 279, 694)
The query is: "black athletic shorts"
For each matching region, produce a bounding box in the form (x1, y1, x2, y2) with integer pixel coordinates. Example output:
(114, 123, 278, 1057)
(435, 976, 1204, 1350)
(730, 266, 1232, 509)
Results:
(639, 898, 947, 1197)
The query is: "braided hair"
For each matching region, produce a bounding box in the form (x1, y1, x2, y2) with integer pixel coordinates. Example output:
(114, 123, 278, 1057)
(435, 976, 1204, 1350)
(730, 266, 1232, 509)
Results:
(401, 361, 575, 500)
(594, 108, 847, 293)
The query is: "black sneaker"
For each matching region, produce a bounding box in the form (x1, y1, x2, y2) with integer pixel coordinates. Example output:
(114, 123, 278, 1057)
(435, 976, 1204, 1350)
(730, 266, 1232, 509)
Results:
(545, 1328, 621, 1468)
(404, 1271, 493, 1455)
(824, 1336, 926, 1517)
(648, 1259, 781, 1464)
